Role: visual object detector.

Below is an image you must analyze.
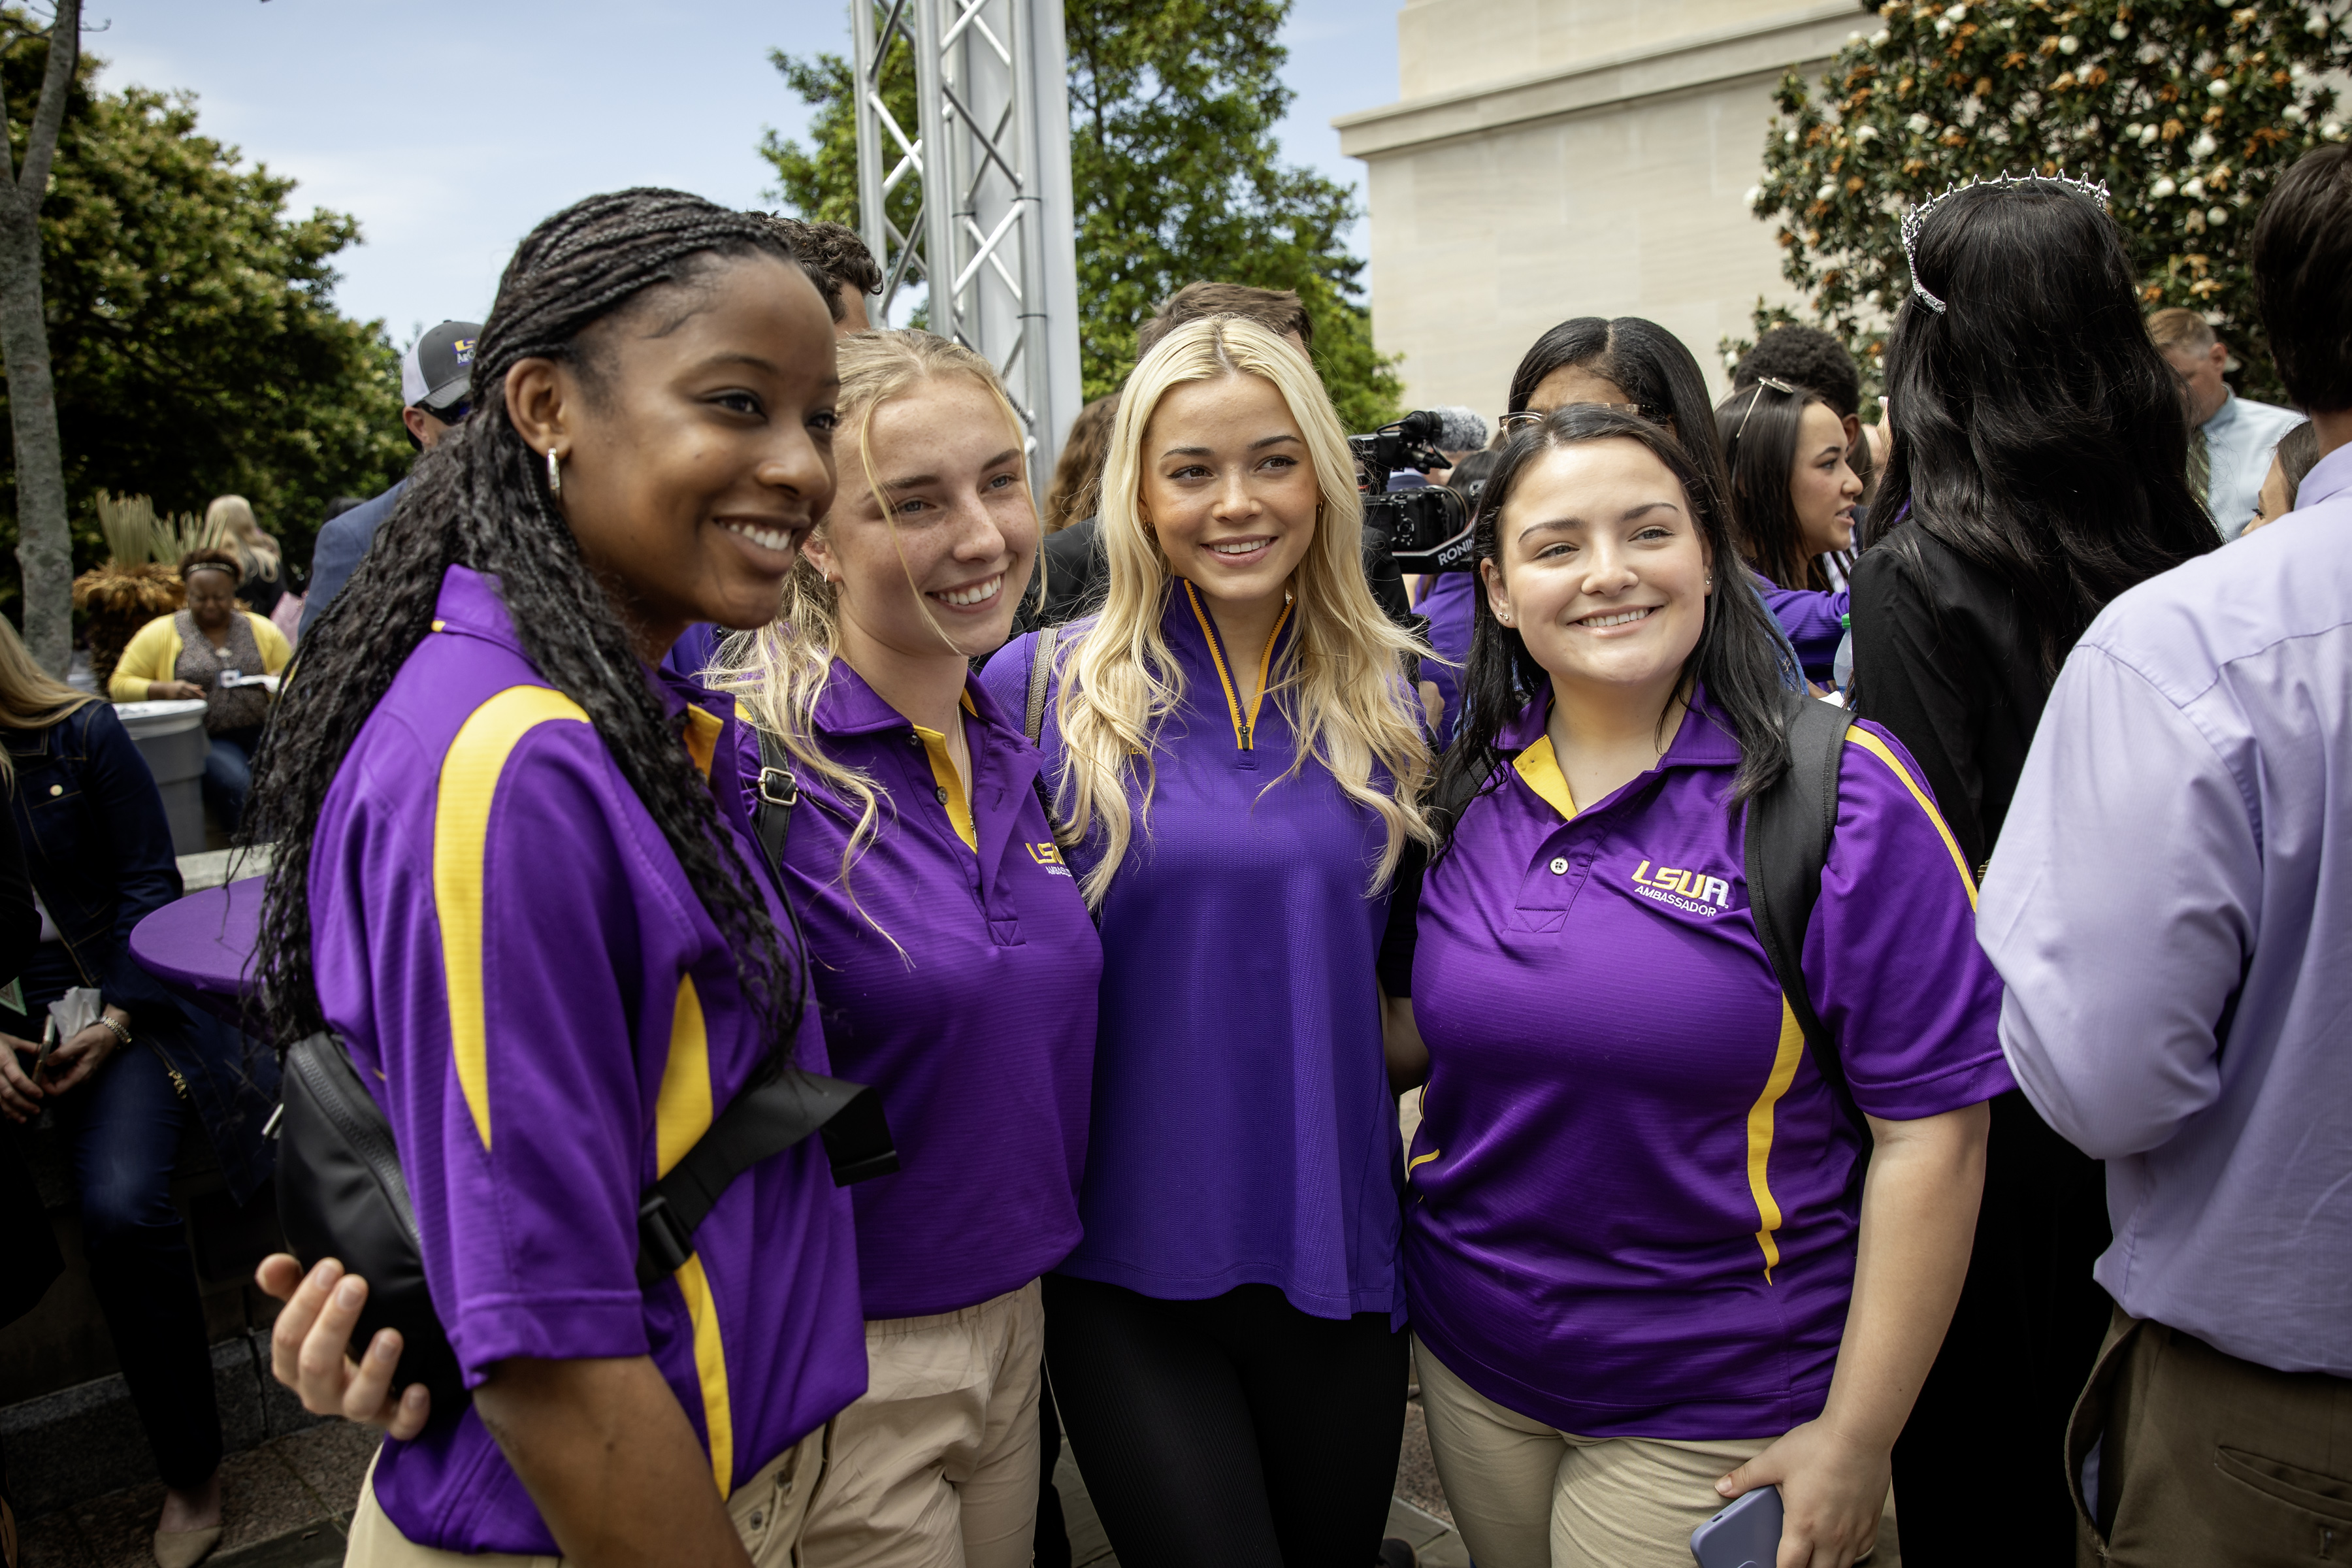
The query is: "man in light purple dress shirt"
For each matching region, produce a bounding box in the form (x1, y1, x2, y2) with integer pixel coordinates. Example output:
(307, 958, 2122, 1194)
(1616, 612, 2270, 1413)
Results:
(1979, 146, 2352, 1565)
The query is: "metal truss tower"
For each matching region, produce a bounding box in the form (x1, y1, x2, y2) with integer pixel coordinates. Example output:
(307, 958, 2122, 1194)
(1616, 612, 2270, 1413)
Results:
(851, 0, 1086, 476)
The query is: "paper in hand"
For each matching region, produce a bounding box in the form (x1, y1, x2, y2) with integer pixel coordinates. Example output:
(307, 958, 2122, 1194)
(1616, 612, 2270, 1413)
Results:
(46, 987, 101, 1046)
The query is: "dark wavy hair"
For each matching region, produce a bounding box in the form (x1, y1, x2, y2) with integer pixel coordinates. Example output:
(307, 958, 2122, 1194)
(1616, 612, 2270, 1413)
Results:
(1506, 318, 1732, 506)
(1433, 405, 1798, 852)
(1869, 180, 2215, 676)
(248, 189, 809, 1060)
(1716, 378, 1843, 593)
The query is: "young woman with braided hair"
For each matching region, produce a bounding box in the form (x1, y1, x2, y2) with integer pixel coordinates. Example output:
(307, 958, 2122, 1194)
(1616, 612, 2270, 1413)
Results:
(246, 188, 867, 1566)
(694, 329, 1099, 1568)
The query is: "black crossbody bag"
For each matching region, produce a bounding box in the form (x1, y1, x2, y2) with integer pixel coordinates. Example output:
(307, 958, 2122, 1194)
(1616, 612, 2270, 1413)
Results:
(274, 727, 897, 1413)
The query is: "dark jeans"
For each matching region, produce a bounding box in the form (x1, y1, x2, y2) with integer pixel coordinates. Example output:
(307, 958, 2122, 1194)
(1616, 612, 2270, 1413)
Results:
(202, 725, 265, 832)
(27, 944, 221, 1488)
(1043, 1273, 1408, 1568)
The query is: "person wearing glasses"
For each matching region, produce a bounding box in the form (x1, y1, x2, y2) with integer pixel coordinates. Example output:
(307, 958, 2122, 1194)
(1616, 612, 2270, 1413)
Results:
(299, 319, 481, 637)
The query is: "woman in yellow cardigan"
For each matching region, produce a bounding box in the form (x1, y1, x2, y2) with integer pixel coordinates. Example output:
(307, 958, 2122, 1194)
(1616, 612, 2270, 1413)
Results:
(110, 549, 292, 828)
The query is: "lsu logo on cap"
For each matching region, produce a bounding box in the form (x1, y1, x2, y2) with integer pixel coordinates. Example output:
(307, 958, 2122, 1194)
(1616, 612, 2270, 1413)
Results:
(1631, 859, 1729, 917)
(1026, 841, 1071, 877)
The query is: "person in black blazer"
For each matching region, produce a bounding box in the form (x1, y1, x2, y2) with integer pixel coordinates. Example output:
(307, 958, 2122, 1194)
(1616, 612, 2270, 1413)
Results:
(1850, 175, 2217, 1565)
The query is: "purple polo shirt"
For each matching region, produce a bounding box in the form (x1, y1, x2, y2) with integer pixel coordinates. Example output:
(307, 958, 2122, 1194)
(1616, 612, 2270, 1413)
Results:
(981, 587, 1405, 1322)
(308, 566, 866, 1554)
(739, 660, 1099, 1320)
(1402, 690, 2010, 1437)
(1415, 572, 1475, 742)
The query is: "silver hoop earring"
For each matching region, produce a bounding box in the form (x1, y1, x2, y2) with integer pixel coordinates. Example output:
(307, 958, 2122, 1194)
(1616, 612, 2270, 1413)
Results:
(547, 448, 563, 498)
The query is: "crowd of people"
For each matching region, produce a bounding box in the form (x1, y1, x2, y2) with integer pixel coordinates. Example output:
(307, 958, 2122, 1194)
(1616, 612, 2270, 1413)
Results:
(0, 136, 2344, 1568)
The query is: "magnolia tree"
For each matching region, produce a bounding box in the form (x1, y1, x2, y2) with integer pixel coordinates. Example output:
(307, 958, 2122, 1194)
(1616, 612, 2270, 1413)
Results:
(1744, 0, 2352, 404)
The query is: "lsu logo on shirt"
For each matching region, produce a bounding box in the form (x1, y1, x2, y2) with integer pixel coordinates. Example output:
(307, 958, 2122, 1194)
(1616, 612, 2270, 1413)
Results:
(1630, 860, 1731, 917)
(1026, 841, 1072, 878)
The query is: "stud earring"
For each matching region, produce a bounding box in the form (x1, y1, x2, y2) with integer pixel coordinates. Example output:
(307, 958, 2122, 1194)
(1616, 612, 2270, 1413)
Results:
(547, 448, 564, 498)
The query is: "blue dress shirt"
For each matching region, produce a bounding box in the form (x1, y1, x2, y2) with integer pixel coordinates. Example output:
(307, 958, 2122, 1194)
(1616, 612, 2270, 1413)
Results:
(2200, 391, 2306, 540)
(1981, 439, 2352, 1376)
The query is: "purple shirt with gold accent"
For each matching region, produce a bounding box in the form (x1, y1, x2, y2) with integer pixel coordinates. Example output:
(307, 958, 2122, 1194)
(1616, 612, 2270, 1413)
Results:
(1399, 689, 2010, 1437)
(983, 584, 1406, 1322)
(741, 659, 1099, 1320)
(308, 565, 866, 1554)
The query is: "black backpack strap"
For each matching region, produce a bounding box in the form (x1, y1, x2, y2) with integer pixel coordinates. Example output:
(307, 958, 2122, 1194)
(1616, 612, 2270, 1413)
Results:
(751, 725, 799, 877)
(1024, 624, 1061, 745)
(633, 720, 900, 1284)
(1743, 694, 1861, 1128)
(636, 1069, 897, 1284)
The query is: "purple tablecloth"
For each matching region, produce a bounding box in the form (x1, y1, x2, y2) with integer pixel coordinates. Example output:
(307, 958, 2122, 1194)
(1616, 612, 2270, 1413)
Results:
(131, 876, 268, 1036)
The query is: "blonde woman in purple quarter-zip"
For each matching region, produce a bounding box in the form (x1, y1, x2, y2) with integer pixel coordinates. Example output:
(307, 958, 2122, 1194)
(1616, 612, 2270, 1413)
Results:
(979, 315, 1435, 1568)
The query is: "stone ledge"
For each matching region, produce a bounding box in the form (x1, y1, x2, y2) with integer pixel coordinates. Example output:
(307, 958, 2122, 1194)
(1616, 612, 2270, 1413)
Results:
(1336, 0, 1861, 157)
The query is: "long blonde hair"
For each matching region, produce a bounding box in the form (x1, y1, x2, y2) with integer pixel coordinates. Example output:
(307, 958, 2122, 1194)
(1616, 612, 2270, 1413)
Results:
(0, 616, 99, 789)
(206, 495, 281, 582)
(708, 330, 1033, 927)
(1054, 315, 1433, 907)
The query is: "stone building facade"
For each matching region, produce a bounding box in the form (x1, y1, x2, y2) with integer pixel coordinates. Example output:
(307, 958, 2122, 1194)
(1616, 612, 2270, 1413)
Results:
(1336, 0, 1876, 417)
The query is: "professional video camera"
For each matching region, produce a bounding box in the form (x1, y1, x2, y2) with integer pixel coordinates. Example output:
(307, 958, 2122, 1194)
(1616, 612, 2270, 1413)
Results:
(1351, 408, 1483, 574)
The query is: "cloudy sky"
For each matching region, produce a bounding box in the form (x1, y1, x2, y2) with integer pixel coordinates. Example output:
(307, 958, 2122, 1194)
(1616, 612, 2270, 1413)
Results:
(87, 0, 1402, 345)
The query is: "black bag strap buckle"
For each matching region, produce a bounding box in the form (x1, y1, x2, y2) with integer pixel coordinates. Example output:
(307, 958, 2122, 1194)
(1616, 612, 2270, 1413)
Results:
(636, 1193, 696, 1284)
(757, 764, 798, 808)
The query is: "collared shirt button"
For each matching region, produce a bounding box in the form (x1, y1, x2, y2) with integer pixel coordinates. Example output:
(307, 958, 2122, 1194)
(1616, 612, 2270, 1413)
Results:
(1549, 857, 1569, 875)
(936, 786, 950, 804)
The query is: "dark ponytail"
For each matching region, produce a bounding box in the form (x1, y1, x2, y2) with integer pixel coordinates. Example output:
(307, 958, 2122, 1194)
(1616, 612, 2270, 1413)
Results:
(250, 188, 808, 1063)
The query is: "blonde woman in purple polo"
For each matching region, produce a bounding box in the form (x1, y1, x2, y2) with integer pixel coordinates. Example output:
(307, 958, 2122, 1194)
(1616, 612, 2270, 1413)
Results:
(977, 316, 1434, 1568)
(246, 191, 868, 1566)
(703, 331, 1100, 1568)
(1383, 406, 2004, 1568)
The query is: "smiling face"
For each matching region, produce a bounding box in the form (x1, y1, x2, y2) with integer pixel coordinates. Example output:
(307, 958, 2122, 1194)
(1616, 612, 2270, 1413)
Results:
(1790, 399, 1863, 558)
(504, 250, 840, 661)
(804, 372, 1037, 662)
(1481, 438, 1712, 711)
(1137, 372, 1321, 616)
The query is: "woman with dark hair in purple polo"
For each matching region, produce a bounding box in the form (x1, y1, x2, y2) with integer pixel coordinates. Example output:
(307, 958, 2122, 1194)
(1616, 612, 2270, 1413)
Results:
(1382, 405, 2004, 1568)
(244, 189, 868, 1565)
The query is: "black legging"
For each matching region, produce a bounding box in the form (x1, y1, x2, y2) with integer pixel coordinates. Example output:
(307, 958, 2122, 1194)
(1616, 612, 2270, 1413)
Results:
(1044, 1273, 1407, 1568)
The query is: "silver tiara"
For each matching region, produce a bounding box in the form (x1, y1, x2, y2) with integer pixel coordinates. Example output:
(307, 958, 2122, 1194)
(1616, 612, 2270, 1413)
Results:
(1901, 169, 2113, 314)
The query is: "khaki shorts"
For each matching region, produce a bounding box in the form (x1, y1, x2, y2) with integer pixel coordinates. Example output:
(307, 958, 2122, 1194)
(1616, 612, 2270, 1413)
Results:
(1414, 1337, 1897, 1568)
(344, 1422, 826, 1567)
(799, 1279, 1045, 1568)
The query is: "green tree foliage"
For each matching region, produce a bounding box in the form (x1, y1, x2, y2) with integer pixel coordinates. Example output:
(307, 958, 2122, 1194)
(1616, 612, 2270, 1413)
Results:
(0, 28, 408, 613)
(1746, 0, 2351, 403)
(760, 0, 1403, 434)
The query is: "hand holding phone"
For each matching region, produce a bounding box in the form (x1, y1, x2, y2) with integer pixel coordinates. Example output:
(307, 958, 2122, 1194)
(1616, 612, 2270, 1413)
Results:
(1690, 1484, 1783, 1568)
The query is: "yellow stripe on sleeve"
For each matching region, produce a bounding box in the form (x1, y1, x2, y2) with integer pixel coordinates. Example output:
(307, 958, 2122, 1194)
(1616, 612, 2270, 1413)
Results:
(431, 685, 592, 1149)
(1745, 999, 1807, 1282)
(655, 977, 713, 1177)
(1844, 727, 1977, 909)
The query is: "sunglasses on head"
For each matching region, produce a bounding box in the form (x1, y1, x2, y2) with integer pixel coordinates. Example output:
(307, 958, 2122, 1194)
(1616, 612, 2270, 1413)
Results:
(1731, 376, 1799, 449)
(1498, 402, 1651, 434)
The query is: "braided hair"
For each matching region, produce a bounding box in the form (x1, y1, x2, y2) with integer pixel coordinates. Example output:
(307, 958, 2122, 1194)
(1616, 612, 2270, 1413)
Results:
(248, 188, 809, 1064)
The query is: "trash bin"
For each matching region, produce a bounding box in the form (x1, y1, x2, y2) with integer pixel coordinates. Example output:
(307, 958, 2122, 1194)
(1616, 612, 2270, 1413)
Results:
(113, 699, 209, 855)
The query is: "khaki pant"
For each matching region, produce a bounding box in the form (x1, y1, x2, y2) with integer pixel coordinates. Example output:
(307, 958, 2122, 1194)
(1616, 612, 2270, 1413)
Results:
(2067, 1305, 2352, 1566)
(1415, 1337, 1897, 1568)
(798, 1280, 1044, 1568)
(343, 1424, 826, 1567)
